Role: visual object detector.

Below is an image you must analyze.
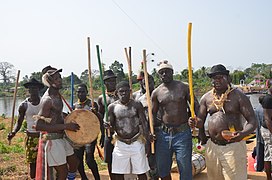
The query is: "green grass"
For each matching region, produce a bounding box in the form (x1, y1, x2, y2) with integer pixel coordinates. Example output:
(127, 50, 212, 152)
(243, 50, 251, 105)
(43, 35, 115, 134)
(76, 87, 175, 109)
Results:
(0, 122, 5, 130)
(0, 141, 24, 154)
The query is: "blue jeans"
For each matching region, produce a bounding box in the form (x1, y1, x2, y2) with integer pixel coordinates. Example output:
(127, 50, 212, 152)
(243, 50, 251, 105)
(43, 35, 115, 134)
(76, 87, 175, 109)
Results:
(155, 128, 192, 180)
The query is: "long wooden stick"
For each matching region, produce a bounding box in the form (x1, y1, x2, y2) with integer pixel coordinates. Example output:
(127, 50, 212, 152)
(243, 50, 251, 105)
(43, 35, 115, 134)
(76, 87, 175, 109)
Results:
(142, 49, 155, 154)
(87, 38, 104, 160)
(124, 47, 133, 98)
(87, 37, 95, 107)
(9, 70, 20, 145)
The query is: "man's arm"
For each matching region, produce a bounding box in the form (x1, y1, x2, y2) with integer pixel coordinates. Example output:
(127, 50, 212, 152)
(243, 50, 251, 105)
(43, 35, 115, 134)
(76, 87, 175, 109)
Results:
(107, 104, 115, 132)
(137, 102, 149, 139)
(233, 92, 257, 141)
(35, 99, 79, 133)
(97, 96, 105, 118)
(196, 96, 208, 144)
(7, 102, 27, 140)
(151, 90, 159, 124)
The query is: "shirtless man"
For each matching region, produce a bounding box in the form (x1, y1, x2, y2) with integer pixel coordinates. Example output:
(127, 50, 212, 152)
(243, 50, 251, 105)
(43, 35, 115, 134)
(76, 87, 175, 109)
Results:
(73, 83, 101, 180)
(107, 81, 150, 180)
(151, 60, 199, 180)
(35, 66, 80, 180)
(97, 70, 118, 179)
(189, 64, 257, 180)
(138, 74, 159, 180)
(7, 78, 44, 179)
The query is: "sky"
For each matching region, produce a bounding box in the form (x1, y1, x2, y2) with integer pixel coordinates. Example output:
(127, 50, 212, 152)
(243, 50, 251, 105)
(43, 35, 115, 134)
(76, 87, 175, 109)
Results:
(1, 0, 272, 80)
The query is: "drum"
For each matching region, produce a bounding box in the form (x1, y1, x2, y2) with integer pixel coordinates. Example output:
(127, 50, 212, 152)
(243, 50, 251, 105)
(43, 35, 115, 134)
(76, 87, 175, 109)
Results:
(65, 109, 100, 147)
(192, 153, 206, 176)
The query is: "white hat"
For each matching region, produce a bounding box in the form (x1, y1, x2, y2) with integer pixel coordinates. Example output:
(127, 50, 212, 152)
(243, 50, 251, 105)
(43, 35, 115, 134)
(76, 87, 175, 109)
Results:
(156, 60, 173, 72)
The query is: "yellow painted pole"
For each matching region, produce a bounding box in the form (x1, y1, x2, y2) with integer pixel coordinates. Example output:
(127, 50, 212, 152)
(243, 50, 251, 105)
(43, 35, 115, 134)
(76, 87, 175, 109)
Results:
(187, 22, 195, 118)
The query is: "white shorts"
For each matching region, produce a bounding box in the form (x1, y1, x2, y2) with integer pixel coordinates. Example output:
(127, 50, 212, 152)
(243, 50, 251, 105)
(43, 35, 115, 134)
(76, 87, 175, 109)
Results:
(46, 138, 74, 167)
(112, 140, 150, 174)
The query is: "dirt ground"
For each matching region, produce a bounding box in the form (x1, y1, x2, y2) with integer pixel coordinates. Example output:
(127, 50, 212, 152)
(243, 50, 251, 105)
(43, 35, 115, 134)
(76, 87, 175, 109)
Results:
(80, 140, 267, 180)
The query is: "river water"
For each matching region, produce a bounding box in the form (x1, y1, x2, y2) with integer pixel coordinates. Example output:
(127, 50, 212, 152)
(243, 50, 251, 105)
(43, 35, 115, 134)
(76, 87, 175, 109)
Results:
(0, 97, 71, 117)
(0, 93, 264, 118)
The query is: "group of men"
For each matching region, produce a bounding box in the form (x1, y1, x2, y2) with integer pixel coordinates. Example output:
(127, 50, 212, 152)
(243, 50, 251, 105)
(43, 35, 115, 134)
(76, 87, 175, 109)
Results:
(9, 61, 270, 180)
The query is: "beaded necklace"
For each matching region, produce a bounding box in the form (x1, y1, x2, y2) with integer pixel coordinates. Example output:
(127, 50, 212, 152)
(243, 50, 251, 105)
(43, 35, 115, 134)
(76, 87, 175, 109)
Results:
(77, 99, 88, 107)
(212, 85, 233, 113)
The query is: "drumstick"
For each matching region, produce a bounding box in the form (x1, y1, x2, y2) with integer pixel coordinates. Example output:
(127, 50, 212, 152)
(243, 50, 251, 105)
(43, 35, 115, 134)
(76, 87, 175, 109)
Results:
(96, 45, 111, 137)
(96, 144, 104, 161)
(87, 37, 95, 108)
(187, 22, 196, 135)
(142, 49, 155, 154)
(124, 47, 133, 98)
(9, 70, 20, 145)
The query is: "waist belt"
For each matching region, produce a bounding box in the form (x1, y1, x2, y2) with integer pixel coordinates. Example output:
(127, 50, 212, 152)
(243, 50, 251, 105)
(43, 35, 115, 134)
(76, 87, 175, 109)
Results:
(160, 123, 189, 134)
(46, 133, 64, 140)
(26, 131, 40, 138)
(211, 138, 233, 146)
(115, 132, 142, 145)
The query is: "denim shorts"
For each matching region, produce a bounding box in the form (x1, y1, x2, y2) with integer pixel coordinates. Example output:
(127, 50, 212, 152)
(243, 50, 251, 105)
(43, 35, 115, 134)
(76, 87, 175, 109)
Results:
(155, 128, 192, 180)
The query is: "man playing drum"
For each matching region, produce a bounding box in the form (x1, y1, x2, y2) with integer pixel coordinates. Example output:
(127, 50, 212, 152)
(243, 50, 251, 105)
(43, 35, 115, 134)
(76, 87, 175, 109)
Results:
(35, 66, 80, 180)
(189, 64, 257, 180)
(97, 69, 118, 179)
(7, 78, 44, 179)
(107, 81, 151, 180)
(73, 83, 101, 180)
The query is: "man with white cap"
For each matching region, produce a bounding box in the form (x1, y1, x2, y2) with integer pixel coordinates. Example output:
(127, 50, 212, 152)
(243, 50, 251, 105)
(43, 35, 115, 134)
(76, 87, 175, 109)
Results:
(151, 60, 199, 180)
(35, 65, 80, 180)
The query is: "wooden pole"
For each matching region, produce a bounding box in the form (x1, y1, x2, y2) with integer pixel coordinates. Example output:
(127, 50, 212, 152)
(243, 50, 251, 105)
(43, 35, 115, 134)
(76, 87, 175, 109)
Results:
(142, 49, 155, 154)
(124, 47, 133, 98)
(87, 38, 104, 159)
(187, 22, 196, 135)
(9, 70, 20, 145)
(87, 37, 95, 107)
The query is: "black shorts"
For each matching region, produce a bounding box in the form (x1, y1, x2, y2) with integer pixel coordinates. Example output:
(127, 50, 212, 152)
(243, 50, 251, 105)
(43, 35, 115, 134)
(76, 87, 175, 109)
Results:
(104, 136, 114, 164)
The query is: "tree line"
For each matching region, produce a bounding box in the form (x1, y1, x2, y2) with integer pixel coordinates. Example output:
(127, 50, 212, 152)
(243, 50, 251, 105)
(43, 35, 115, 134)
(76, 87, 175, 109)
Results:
(0, 61, 271, 98)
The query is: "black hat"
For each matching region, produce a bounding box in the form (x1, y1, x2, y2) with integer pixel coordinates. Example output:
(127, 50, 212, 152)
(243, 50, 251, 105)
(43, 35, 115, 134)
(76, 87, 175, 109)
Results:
(23, 78, 44, 89)
(207, 64, 229, 78)
(42, 65, 62, 76)
(103, 70, 117, 81)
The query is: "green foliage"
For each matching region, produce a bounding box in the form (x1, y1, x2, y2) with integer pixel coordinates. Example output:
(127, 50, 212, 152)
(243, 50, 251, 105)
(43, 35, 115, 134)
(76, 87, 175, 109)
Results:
(109, 60, 125, 83)
(0, 122, 5, 130)
(0, 141, 24, 154)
